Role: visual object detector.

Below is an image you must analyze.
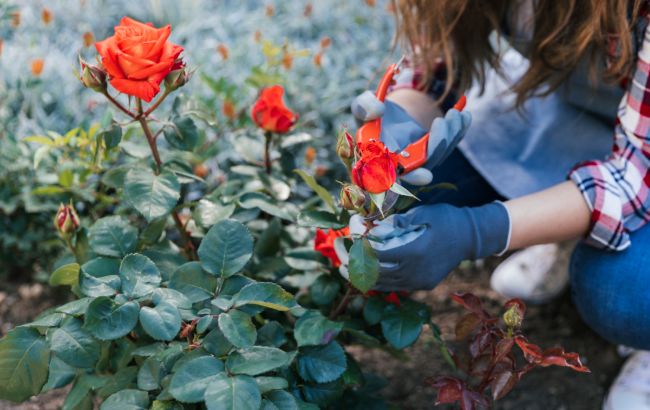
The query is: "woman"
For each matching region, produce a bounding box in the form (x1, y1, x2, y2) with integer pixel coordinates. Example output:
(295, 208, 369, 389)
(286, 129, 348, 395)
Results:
(350, 1, 650, 408)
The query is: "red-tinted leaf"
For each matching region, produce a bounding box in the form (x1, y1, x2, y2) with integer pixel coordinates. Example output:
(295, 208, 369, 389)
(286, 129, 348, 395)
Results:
(491, 370, 519, 400)
(469, 330, 494, 358)
(469, 354, 492, 377)
(430, 377, 463, 405)
(494, 337, 515, 364)
(514, 336, 543, 363)
(461, 388, 490, 410)
(455, 313, 481, 340)
(539, 347, 591, 373)
(515, 336, 590, 373)
(452, 292, 490, 318)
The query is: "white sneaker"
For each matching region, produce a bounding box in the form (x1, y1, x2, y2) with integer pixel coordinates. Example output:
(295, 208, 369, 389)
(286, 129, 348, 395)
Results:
(489, 243, 571, 304)
(603, 351, 650, 410)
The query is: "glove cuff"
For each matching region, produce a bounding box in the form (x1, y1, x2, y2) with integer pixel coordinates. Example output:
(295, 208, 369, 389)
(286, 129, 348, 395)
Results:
(464, 201, 511, 259)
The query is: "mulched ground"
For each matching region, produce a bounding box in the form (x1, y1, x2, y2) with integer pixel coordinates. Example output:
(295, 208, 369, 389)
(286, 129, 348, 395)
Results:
(0, 256, 624, 410)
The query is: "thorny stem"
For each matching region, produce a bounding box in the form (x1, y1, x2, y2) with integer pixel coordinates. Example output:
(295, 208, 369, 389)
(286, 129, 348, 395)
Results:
(102, 91, 137, 119)
(143, 89, 171, 118)
(135, 98, 197, 261)
(264, 131, 273, 174)
(329, 285, 354, 320)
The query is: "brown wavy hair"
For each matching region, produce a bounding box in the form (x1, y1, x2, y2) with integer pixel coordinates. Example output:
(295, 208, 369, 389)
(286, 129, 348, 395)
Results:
(393, 0, 644, 107)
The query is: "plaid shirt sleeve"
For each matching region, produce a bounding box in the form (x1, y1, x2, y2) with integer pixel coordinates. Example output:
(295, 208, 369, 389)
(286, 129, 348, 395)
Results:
(569, 22, 650, 251)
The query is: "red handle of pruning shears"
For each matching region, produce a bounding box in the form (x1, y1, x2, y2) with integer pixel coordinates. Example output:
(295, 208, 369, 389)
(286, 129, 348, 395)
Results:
(355, 58, 467, 175)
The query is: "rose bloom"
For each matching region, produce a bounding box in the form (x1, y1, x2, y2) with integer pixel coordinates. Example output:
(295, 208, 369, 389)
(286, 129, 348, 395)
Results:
(352, 140, 399, 194)
(366, 290, 409, 307)
(31, 59, 45, 76)
(251, 85, 298, 133)
(314, 227, 350, 267)
(95, 17, 184, 102)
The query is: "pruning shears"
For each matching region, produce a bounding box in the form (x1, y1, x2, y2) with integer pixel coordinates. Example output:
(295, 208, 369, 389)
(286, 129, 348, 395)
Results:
(355, 57, 467, 175)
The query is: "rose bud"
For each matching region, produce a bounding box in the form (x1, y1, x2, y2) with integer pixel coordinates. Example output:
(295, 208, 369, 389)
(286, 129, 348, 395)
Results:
(251, 85, 298, 134)
(340, 184, 366, 210)
(352, 140, 399, 194)
(503, 304, 523, 329)
(164, 63, 190, 91)
(54, 203, 80, 238)
(336, 130, 354, 160)
(79, 59, 107, 93)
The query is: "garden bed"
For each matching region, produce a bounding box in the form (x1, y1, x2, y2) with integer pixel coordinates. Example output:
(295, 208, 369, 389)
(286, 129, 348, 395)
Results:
(0, 257, 623, 410)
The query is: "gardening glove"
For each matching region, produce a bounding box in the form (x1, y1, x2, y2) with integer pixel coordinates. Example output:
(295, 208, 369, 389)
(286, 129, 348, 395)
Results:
(351, 91, 471, 186)
(346, 202, 511, 291)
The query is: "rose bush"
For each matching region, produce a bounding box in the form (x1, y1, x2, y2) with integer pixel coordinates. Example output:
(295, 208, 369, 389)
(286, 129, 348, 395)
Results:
(0, 6, 591, 410)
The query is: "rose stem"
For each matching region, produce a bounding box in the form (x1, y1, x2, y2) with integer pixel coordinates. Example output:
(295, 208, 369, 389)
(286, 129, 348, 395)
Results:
(102, 91, 137, 119)
(264, 131, 273, 174)
(136, 98, 198, 261)
(143, 89, 171, 117)
(329, 285, 354, 320)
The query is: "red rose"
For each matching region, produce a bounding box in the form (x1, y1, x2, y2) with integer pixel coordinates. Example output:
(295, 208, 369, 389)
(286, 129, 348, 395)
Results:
(366, 290, 409, 307)
(251, 85, 298, 133)
(352, 140, 399, 194)
(314, 227, 350, 267)
(95, 17, 184, 102)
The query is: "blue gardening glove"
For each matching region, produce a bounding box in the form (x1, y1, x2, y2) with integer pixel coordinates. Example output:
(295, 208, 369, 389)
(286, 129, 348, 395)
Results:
(348, 202, 511, 291)
(351, 91, 472, 186)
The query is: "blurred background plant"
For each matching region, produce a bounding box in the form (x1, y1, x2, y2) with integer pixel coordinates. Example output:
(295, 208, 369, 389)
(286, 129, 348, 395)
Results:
(0, 0, 396, 281)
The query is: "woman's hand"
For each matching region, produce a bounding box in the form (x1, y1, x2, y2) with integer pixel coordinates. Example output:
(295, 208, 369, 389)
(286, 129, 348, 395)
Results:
(348, 202, 510, 291)
(351, 89, 471, 186)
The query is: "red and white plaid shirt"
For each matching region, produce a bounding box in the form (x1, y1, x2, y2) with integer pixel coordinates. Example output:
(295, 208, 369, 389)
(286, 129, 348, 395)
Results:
(569, 18, 650, 251)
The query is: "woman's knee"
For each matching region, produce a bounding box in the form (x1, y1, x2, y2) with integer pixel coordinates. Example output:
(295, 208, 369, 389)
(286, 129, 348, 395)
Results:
(570, 238, 650, 350)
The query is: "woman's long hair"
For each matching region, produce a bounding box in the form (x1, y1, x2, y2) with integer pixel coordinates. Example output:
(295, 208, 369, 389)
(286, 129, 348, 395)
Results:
(393, 0, 644, 107)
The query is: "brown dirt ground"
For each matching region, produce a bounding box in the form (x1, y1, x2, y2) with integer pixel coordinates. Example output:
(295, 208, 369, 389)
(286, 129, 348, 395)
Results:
(0, 256, 624, 410)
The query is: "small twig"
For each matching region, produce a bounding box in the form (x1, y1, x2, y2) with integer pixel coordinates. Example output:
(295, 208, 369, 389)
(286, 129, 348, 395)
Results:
(329, 285, 354, 320)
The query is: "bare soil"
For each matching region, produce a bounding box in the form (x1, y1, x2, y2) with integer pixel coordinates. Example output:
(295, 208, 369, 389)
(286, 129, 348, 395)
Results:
(0, 257, 624, 410)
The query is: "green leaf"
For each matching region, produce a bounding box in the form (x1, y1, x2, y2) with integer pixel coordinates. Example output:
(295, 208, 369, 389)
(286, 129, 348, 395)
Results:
(49, 263, 80, 286)
(119, 253, 162, 298)
(294, 311, 343, 347)
(89, 216, 138, 258)
(0, 328, 49, 402)
(226, 346, 294, 376)
(194, 199, 236, 228)
(310, 275, 341, 306)
(267, 390, 299, 410)
(84, 297, 140, 341)
(96, 366, 138, 398)
(368, 192, 385, 216)
(124, 168, 180, 222)
(198, 219, 253, 278)
(42, 356, 76, 391)
(81, 257, 120, 277)
(300, 381, 343, 406)
(284, 248, 326, 271)
(203, 327, 233, 356)
(31, 185, 66, 196)
(100, 389, 149, 410)
(218, 310, 256, 348)
(100, 124, 123, 150)
(139, 301, 181, 341)
(49, 317, 100, 369)
(169, 356, 224, 403)
(389, 182, 418, 200)
(137, 356, 163, 391)
(256, 377, 288, 393)
(297, 210, 346, 229)
(151, 400, 184, 410)
(152, 288, 192, 309)
(79, 272, 121, 297)
(293, 170, 336, 212)
(204, 374, 261, 410)
(296, 342, 346, 383)
(56, 297, 92, 316)
(164, 117, 199, 151)
(348, 238, 379, 293)
(257, 321, 287, 348)
(380, 306, 424, 349)
(62, 380, 93, 410)
(232, 282, 296, 311)
(238, 192, 296, 221)
(362, 296, 385, 325)
(169, 262, 218, 303)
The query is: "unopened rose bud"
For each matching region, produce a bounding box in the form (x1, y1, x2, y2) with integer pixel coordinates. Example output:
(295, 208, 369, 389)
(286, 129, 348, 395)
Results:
(503, 305, 523, 329)
(54, 203, 80, 238)
(164, 64, 190, 92)
(79, 59, 106, 92)
(340, 184, 366, 210)
(336, 130, 355, 167)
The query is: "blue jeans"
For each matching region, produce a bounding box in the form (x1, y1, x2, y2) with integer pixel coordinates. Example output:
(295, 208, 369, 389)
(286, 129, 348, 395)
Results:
(429, 150, 650, 349)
